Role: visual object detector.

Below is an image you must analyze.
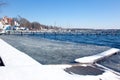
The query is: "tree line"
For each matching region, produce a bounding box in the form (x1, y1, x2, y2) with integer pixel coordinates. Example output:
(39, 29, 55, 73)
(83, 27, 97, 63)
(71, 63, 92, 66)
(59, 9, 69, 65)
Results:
(12, 16, 60, 31)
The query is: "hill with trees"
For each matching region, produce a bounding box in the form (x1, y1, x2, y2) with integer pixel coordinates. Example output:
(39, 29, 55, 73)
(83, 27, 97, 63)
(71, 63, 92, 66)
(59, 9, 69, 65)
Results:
(12, 16, 61, 31)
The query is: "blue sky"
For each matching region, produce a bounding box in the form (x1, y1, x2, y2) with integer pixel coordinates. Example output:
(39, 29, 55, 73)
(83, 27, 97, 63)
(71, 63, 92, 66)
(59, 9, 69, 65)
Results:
(0, 0, 120, 29)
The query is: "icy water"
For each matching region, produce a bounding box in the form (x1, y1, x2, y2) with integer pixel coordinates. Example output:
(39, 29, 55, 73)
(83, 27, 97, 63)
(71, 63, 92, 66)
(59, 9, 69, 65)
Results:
(0, 33, 120, 73)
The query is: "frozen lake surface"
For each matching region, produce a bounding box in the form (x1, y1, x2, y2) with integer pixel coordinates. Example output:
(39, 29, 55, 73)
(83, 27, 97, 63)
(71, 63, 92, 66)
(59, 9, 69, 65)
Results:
(0, 35, 110, 64)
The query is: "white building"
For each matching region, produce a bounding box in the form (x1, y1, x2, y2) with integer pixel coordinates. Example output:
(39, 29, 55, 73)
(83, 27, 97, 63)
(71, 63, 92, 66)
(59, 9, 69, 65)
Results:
(0, 22, 4, 29)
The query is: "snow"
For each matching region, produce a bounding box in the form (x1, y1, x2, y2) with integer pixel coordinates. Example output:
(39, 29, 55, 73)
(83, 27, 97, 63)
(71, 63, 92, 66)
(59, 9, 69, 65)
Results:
(0, 65, 120, 80)
(75, 48, 120, 63)
(0, 38, 120, 80)
(0, 39, 41, 67)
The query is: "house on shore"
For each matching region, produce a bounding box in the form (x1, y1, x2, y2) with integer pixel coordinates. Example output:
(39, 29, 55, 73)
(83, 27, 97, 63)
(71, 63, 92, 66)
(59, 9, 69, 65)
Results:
(0, 16, 20, 33)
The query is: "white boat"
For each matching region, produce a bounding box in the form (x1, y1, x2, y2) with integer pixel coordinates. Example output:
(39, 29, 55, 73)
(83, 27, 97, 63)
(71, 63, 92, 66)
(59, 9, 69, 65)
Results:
(0, 38, 120, 80)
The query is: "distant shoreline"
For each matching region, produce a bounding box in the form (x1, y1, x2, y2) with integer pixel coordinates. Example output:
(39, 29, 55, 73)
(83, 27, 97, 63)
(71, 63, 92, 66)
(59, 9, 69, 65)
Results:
(1, 29, 120, 35)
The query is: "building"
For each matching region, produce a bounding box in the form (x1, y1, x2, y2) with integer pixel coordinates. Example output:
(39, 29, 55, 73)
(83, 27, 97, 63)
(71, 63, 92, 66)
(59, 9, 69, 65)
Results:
(0, 16, 20, 32)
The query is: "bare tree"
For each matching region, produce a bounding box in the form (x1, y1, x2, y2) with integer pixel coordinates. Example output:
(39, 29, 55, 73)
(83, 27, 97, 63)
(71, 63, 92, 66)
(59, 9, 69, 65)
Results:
(31, 22, 41, 30)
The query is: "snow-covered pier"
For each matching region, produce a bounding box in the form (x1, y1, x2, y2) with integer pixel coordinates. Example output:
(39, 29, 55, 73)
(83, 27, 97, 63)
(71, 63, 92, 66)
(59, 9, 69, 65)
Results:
(75, 48, 120, 64)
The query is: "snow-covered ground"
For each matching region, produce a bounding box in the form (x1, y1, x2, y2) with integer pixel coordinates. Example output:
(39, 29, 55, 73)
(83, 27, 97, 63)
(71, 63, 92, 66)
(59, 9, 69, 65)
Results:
(0, 64, 120, 80)
(0, 38, 120, 80)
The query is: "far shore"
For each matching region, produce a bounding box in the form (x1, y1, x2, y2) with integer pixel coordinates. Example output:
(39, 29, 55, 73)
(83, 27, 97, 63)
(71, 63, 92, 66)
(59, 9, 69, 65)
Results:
(1, 28, 120, 35)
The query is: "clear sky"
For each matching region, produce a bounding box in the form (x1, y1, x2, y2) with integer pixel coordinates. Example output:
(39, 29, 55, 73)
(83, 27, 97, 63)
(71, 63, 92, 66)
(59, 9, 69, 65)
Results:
(0, 0, 120, 29)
